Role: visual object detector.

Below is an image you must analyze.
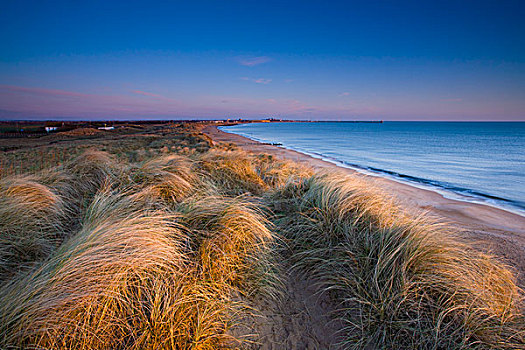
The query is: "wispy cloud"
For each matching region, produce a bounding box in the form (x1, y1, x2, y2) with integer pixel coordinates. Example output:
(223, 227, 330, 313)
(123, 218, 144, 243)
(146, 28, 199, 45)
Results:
(131, 90, 167, 99)
(254, 78, 272, 84)
(238, 56, 272, 67)
(338, 92, 350, 97)
(240, 77, 272, 84)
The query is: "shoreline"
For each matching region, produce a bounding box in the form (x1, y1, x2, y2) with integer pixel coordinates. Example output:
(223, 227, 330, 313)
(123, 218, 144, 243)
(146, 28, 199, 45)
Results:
(219, 124, 525, 218)
(203, 124, 525, 285)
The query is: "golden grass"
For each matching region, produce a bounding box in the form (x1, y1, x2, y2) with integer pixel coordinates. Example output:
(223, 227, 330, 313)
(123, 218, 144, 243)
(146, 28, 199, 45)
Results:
(178, 194, 280, 300)
(0, 193, 180, 348)
(128, 154, 201, 204)
(0, 176, 66, 281)
(0, 149, 280, 349)
(64, 149, 121, 196)
(198, 149, 269, 195)
(0, 188, 254, 349)
(269, 172, 524, 349)
(254, 153, 313, 188)
(197, 149, 313, 196)
(0, 133, 523, 349)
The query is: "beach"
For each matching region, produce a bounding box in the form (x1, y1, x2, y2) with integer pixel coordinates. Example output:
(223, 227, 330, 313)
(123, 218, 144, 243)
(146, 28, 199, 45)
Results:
(204, 124, 525, 286)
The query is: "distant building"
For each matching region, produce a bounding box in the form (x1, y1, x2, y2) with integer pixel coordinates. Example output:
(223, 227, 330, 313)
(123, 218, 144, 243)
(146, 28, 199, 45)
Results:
(98, 126, 115, 130)
(45, 126, 58, 133)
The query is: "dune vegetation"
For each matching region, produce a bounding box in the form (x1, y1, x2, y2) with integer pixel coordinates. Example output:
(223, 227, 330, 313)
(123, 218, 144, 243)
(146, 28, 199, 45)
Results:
(0, 123, 523, 349)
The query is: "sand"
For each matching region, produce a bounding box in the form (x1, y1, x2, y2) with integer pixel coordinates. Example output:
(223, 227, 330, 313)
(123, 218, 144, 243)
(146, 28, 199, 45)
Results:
(203, 125, 525, 287)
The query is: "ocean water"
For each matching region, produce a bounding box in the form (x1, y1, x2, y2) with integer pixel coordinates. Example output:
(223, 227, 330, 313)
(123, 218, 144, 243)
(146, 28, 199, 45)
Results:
(220, 122, 525, 215)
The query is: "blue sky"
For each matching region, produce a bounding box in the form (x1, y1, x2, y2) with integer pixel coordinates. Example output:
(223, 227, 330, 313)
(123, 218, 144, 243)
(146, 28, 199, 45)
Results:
(1, 0, 524, 120)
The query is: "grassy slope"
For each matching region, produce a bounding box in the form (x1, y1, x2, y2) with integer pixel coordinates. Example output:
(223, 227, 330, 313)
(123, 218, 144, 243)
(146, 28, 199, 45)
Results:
(0, 123, 523, 349)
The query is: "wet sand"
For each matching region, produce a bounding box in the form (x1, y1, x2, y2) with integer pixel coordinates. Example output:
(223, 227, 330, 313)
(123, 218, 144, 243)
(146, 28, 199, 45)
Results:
(203, 124, 525, 286)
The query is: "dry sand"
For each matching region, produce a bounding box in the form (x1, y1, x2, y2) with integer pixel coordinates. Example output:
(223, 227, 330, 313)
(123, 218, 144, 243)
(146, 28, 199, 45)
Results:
(203, 125, 525, 285)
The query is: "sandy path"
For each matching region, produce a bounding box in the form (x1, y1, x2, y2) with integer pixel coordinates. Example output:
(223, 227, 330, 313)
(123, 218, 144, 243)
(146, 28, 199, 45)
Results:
(203, 125, 525, 286)
(238, 273, 344, 349)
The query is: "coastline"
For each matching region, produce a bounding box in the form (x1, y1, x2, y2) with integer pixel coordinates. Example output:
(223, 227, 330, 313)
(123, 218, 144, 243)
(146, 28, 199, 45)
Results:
(203, 124, 525, 285)
(219, 122, 525, 217)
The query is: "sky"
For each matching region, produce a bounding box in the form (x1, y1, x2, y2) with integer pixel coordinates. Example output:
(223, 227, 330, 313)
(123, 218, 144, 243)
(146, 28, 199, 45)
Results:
(0, 0, 524, 121)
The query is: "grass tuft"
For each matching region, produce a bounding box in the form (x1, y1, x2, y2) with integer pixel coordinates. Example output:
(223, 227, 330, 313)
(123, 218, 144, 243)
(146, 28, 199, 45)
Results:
(128, 154, 201, 204)
(178, 194, 280, 300)
(199, 149, 269, 195)
(0, 176, 66, 281)
(64, 150, 122, 197)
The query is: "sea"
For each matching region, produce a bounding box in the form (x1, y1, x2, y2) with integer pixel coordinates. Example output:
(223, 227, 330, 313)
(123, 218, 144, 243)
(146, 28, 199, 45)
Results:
(219, 122, 525, 216)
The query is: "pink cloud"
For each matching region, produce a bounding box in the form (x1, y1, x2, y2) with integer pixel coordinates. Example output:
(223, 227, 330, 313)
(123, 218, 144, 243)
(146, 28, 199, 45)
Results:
(254, 78, 272, 84)
(131, 90, 167, 99)
(338, 92, 350, 97)
(238, 56, 272, 67)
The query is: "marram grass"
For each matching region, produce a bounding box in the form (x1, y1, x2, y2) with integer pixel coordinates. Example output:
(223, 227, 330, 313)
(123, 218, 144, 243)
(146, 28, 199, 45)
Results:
(0, 146, 523, 349)
(128, 154, 201, 204)
(0, 175, 67, 281)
